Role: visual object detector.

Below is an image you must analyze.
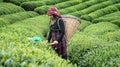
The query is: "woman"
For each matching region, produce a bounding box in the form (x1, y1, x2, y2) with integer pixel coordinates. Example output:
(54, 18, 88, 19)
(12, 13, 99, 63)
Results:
(45, 6, 67, 59)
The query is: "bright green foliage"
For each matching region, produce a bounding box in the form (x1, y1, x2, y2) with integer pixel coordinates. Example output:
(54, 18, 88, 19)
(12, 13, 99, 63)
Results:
(78, 20, 92, 31)
(21, 0, 69, 11)
(88, 4, 119, 19)
(55, 0, 81, 9)
(3, 0, 43, 5)
(0, 3, 24, 15)
(84, 22, 119, 35)
(21, 1, 46, 11)
(59, 0, 106, 14)
(104, 29, 120, 42)
(1, 0, 120, 67)
(34, 6, 49, 15)
(79, 42, 120, 67)
(93, 11, 120, 26)
(0, 11, 39, 27)
(68, 32, 105, 64)
(0, 15, 76, 67)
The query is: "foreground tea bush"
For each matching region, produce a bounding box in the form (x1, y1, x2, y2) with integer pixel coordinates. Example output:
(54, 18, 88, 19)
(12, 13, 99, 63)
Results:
(0, 42, 77, 67)
(0, 15, 77, 67)
(104, 29, 120, 42)
(77, 20, 92, 31)
(79, 42, 120, 67)
(68, 31, 106, 66)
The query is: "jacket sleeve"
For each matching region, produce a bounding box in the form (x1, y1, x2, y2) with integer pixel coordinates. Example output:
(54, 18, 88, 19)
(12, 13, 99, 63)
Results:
(57, 19, 65, 42)
(47, 29, 52, 43)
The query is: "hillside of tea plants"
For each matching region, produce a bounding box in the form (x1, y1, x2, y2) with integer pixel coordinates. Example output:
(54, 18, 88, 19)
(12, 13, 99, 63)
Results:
(0, 0, 120, 67)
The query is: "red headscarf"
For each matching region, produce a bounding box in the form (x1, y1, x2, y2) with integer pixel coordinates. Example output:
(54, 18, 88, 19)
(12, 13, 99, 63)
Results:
(47, 6, 61, 18)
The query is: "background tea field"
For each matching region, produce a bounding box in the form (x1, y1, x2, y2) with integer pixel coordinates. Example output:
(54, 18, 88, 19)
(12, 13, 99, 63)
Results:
(0, 0, 120, 67)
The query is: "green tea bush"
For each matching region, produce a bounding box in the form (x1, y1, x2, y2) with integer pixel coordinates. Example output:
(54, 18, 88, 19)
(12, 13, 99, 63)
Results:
(81, 1, 113, 15)
(75, 0, 105, 10)
(69, 11, 84, 17)
(78, 20, 92, 31)
(55, 0, 81, 9)
(111, 19, 120, 27)
(34, 1, 81, 15)
(89, 5, 119, 19)
(34, 6, 49, 15)
(93, 11, 120, 23)
(59, 0, 105, 14)
(0, 15, 76, 67)
(79, 42, 120, 67)
(104, 29, 120, 42)
(0, 18, 8, 27)
(110, 0, 120, 3)
(21, 1, 45, 11)
(102, 11, 120, 17)
(0, 11, 39, 27)
(21, 0, 68, 11)
(0, 42, 77, 67)
(68, 31, 105, 65)
(44, 0, 69, 5)
(115, 3, 120, 10)
(0, 3, 24, 15)
(80, 15, 93, 22)
(93, 16, 120, 23)
(3, 0, 42, 5)
(84, 22, 119, 35)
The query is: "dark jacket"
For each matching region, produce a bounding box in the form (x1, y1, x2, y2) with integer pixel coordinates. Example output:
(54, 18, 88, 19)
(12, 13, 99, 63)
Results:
(47, 18, 65, 43)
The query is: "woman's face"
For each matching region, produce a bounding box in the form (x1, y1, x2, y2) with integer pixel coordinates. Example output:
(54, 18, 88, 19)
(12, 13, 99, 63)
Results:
(48, 15, 54, 20)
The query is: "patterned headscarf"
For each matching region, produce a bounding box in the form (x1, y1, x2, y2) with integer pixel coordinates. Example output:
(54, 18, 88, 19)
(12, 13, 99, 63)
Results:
(47, 6, 61, 18)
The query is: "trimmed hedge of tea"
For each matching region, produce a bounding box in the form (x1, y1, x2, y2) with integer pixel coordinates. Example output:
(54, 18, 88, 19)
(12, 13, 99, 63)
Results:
(0, 3, 24, 15)
(59, 0, 106, 14)
(68, 23, 120, 67)
(0, 15, 77, 67)
(34, 6, 49, 15)
(80, 1, 114, 15)
(34, 0, 89, 15)
(104, 29, 120, 42)
(92, 11, 120, 26)
(0, 11, 39, 27)
(21, 1, 46, 11)
(67, 31, 106, 66)
(55, 0, 81, 9)
(21, 0, 69, 11)
(79, 42, 120, 67)
(0, 42, 77, 67)
(77, 20, 92, 31)
(3, 0, 43, 5)
(88, 4, 119, 19)
(111, 19, 120, 27)
(84, 22, 119, 35)
(93, 16, 120, 23)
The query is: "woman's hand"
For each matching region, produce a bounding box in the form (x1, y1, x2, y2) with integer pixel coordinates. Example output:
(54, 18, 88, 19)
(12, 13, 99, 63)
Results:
(51, 40, 58, 45)
(44, 40, 48, 44)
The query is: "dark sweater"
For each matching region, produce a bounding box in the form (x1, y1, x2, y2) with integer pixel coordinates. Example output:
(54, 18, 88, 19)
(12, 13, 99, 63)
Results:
(47, 18, 65, 43)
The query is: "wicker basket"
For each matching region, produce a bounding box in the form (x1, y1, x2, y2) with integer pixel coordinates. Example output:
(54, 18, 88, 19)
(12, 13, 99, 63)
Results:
(62, 15, 81, 42)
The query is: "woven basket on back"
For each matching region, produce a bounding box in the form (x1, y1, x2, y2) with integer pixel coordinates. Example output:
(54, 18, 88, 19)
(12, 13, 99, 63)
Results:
(61, 15, 81, 42)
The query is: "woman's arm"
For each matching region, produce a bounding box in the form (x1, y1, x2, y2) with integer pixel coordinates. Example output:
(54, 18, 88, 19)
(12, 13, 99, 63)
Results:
(47, 30, 52, 43)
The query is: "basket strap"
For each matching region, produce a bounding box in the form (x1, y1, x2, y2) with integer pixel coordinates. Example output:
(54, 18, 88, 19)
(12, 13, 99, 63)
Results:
(57, 18, 61, 30)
